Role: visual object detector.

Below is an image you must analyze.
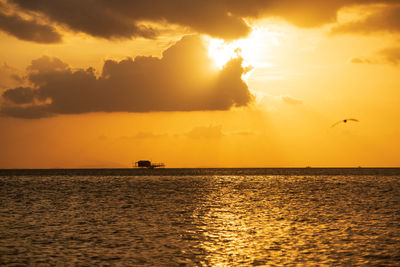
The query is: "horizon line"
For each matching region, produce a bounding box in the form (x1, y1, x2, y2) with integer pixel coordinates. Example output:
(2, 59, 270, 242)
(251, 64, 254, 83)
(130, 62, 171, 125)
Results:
(1, 166, 400, 170)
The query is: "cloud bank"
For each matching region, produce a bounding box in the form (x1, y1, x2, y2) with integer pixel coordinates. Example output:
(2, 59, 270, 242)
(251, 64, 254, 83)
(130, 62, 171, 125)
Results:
(1, 0, 398, 43)
(0, 35, 253, 118)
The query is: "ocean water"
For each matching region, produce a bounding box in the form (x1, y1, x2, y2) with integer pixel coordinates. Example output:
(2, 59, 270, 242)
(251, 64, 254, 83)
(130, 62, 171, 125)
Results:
(1, 168, 399, 266)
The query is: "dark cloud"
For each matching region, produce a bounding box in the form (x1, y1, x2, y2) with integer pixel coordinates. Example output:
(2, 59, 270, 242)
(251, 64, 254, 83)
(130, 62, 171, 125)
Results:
(0, 35, 253, 118)
(8, 0, 248, 40)
(2, 86, 35, 104)
(331, 4, 400, 34)
(5, 0, 398, 42)
(0, 11, 61, 43)
(0, 104, 52, 118)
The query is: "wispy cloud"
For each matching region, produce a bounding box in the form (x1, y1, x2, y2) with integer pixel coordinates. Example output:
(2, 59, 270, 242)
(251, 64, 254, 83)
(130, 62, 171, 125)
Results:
(350, 45, 400, 66)
(186, 125, 223, 139)
(281, 95, 303, 105)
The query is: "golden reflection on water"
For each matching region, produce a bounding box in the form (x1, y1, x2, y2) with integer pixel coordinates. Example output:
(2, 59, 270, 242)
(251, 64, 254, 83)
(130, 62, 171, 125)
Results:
(190, 175, 360, 266)
(191, 176, 297, 266)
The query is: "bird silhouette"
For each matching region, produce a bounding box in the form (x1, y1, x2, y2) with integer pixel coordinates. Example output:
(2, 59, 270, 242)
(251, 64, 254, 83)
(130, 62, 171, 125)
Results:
(331, 118, 359, 128)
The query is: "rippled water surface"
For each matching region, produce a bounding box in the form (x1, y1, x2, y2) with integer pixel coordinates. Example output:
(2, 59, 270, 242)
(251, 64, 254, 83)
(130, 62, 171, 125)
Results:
(1, 169, 400, 266)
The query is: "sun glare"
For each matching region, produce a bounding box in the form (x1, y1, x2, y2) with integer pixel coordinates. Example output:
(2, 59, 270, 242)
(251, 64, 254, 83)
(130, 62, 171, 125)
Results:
(208, 38, 240, 69)
(207, 27, 279, 70)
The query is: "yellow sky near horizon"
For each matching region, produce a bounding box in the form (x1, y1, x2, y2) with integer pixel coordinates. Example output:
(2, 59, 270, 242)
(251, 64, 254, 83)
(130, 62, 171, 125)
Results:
(1, 2, 399, 168)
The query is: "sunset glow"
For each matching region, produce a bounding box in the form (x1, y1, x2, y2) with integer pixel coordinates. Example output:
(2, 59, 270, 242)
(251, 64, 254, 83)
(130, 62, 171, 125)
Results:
(2, 2, 400, 267)
(0, 1, 399, 168)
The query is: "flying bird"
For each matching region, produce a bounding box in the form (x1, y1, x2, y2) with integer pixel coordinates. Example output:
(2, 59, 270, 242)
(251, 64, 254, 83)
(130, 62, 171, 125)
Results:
(331, 118, 359, 128)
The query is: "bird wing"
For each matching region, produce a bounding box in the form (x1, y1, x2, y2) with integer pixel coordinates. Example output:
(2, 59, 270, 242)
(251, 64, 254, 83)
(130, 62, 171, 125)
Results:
(347, 118, 359, 122)
(331, 120, 343, 128)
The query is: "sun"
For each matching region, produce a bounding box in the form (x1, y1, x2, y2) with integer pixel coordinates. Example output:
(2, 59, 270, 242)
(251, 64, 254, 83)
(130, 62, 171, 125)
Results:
(206, 27, 279, 70)
(207, 38, 241, 69)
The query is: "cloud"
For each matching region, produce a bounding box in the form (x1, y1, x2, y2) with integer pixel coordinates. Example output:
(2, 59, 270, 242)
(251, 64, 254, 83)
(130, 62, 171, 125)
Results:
(281, 95, 302, 105)
(0, 12, 62, 43)
(229, 130, 257, 136)
(134, 131, 166, 139)
(349, 57, 374, 64)
(185, 126, 259, 139)
(186, 125, 223, 139)
(0, 104, 52, 118)
(379, 46, 400, 65)
(2, 86, 35, 104)
(27, 56, 69, 73)
(331, 4, 400, 34)
(0, 63, 23, 89)
(8, 0, 248, 40)
(0, 35, 253, 118)
(350, 46, 400, 65)
(5, 0, 398, 42)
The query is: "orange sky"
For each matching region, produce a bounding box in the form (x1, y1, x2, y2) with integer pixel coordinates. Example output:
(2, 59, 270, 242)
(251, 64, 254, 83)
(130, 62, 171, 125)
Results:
(0, 1, 399, 168)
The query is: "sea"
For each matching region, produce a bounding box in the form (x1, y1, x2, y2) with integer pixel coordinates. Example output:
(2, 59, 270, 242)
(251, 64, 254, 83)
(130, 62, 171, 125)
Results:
(1, 168, 399, 266)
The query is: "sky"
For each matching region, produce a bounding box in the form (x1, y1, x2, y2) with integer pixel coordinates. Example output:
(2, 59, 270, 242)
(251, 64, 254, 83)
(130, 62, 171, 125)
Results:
(0, 0, 399, 168)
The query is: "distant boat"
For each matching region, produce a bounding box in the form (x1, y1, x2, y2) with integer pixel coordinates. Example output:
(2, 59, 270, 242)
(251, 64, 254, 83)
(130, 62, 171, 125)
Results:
(134, 160, 165, 169)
